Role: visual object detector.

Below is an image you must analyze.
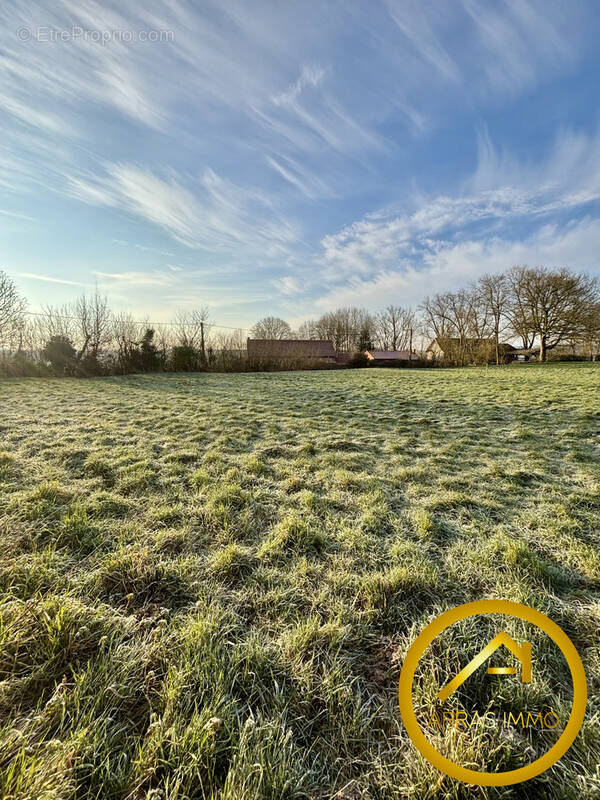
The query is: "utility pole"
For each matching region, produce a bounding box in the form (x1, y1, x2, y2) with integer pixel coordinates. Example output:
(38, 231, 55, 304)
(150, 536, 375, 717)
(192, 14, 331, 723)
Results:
(409, 328, 413, 366)
(200, 321, 206, 366)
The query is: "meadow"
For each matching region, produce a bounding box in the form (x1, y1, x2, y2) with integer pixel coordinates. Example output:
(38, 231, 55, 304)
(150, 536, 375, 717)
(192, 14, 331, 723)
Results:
(0, 363, 599, 800)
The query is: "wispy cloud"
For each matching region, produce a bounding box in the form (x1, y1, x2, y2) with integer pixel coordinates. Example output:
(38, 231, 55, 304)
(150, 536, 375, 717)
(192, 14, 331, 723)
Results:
(459, 0, 577, 93)
(384, 0, 460, 83)
(272, 275, 302, 296)
(17, 272, 87, 286)
(272, 64, 326, 107)
(67, 163, 299, 257)
(384, 0, 581, 97)
(0, 209, 35, 220)
(94, 270, 178, 287)
(266, 154, 335, 199)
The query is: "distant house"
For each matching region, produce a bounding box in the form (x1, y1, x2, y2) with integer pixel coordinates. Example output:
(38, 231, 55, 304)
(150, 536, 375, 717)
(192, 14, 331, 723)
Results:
(247, 338, 337, 363)
(365, 349, 420, 363)
(509, 347, 540, 363)
(426, 338, 515, 364)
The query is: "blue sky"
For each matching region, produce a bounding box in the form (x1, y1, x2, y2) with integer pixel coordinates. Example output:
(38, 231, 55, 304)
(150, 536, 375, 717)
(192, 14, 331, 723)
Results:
(2, 0, 600, 327)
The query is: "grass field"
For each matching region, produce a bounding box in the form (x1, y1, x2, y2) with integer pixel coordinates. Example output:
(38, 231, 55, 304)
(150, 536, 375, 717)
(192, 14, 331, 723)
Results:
(0, 363, 599, 799)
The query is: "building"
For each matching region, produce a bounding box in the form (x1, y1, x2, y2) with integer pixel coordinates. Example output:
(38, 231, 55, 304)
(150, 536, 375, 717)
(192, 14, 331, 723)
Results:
(364, 349, 420, 363)
(508, 347, 540, 362)
(246, 338, 337, 363)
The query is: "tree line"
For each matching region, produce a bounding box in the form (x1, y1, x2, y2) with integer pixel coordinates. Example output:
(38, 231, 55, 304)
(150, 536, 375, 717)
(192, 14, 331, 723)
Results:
(253, 266, 600, 365)
(420, 266, 599, 364)
(1, 264, 599, 377)
(251, 306, 417, 354)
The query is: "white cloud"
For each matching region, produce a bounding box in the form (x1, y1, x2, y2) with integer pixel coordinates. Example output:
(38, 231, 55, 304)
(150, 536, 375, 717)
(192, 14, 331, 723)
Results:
(319, 126, 600, 278)
(314, 217, 600, 311)
(306, 124, 600, 316)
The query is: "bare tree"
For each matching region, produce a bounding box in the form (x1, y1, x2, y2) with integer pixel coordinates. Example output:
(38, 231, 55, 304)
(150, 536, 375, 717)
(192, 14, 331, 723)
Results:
(34, 303, 78, 351)
(251, 316, 291, 339)
(420, 289, 493, 365)
(154, 325, 174, 365)
(476, 273, 510, 365)
(212, 328, 246, 369)
(173, 307, 212, 364)
(0, 270, 27, 350)
(578, 302, 600, 360)
(112, 312, 143, 372)
(376, 305, 416, 350)
(74, 290, 112, 362)
(308, 307, 377, 353)
(507, 266, 599, 361)
(297, 319, 318, 339)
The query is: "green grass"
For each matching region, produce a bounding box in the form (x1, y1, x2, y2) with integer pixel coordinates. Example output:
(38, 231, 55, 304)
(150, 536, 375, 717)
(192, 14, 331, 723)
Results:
(0, 363, 599, 799)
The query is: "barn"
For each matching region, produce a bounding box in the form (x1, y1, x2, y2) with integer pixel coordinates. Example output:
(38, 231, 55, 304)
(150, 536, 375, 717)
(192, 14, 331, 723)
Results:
(247, 339, 337, 363)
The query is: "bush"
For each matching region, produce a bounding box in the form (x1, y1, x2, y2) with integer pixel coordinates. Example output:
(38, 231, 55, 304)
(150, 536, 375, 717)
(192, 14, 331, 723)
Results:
(77, 353, 107, 376)
(41, 335, 77, 374)
(0, 354, 48, 377)
(547, 352, 588, 362)
(348, 351, 369, 368)
(169, 345, 203, 372)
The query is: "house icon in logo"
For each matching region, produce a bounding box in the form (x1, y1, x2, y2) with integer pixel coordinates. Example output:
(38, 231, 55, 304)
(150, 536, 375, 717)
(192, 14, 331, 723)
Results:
(437, 632, 532, 702)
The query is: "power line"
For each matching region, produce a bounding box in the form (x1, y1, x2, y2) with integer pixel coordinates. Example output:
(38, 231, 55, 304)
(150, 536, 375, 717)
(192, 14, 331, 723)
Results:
(22, 310, 249, 332)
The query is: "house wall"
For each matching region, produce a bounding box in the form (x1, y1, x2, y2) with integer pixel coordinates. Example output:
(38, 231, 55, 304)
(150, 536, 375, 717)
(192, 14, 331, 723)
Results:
(426, 341, 445, 360)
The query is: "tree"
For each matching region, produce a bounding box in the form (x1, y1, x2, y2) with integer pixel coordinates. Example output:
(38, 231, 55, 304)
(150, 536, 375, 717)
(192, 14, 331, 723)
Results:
(173, 308, 211, 365)
(357, 324, 373, 352)
(33, 303, 77, 355)
(306, 307, 377, 353)
(420, 290, 482, 365)
(112, 312, 141, 373)
(74, 290, 112, 365)
(42, 335, 76, 374)
(578, 302, 600, 360)
(139, 329, 161, 372)
(376, 305, 416, 350)
(476, 273, 509, 365)
(251, 316, 291, 339)
(0, 270, 27, 349)
(507, 266, 599, 361)
(297, 320, 318, 339)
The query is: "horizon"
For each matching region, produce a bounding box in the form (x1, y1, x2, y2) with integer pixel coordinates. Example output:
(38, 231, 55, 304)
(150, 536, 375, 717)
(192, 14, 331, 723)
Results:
(2, 1, 600, 327)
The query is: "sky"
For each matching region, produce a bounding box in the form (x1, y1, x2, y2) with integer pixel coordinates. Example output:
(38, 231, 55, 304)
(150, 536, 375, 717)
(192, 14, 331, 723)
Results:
(2, 0, 600, 329)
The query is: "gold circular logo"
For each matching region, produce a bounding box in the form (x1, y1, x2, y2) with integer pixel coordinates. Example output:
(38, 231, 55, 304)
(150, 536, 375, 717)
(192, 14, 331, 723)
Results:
(398, 600, 587, 786)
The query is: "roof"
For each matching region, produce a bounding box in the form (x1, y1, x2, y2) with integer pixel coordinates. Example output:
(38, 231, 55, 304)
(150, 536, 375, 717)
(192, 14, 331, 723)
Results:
(247, 338, 336, 359)
(365, 349, 419, 360)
